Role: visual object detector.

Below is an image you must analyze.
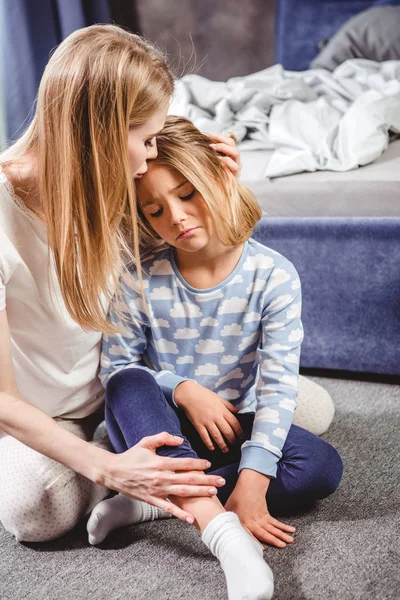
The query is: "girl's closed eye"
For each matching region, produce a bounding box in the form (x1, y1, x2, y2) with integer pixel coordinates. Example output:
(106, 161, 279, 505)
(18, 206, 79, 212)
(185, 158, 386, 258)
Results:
(150, 207, 163, 218)
(180, 190, 196, 201)
(145, 138, 155, 148)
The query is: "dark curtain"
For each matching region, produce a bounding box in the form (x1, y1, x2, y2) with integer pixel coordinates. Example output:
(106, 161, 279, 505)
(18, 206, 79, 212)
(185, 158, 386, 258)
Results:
(0, 0, 110, 141)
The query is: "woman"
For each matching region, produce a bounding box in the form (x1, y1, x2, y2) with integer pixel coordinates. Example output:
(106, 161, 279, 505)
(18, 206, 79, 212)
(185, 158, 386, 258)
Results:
(0, 24, 241, 543)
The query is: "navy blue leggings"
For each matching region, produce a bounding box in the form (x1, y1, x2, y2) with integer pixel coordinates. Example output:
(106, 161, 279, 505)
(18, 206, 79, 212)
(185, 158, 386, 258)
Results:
(105, 369, 343, 513)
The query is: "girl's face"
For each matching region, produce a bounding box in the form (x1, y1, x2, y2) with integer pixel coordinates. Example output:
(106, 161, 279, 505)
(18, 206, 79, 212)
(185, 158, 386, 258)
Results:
(128, 107, 168, 177)
(137, 163, 215, 253)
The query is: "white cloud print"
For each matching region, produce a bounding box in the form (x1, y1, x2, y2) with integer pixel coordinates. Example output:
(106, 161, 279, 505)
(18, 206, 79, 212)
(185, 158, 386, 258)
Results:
(243, 254, 275, 271)
(195, 339, 225, 354)
(287, 302, 301, 319)
(170, 302, 203, 318)
(177, 355, 194, 364)
(249, 432, 280, 454)
(227, 274, 243, 285)
(240, 351, 257, 364)
(273, 427, 287, 440)
(195, 363, 220, 376)
(216, 368, 244, 387)
(267, 269, 290, 291)
(159, 362, 175, 372)
(218, 297, 248, 314)
(173, 328, 200, 339)
(113, 321, 135, 339)
(244, 312, 260, 323)
(246, 279, 266, 294)
(149, 259, 174, 276)
(152, 318, 170, 328)
(288, 328, 303, 343)
(268, 294, 293, 312)
(108, 344, 132, 358)
(261, 358, 284, 372)
(150, 286, 174, 300)
(254, 407, 280, 424)
(219, 388, 240, 399)
(221, 323, 242, 337)
(195, 290, 224, 302)
(239, 331, 259, 351)
(279, 398, 296, 412)
(221, 355, 238, 364)
(200, 317, 218, 327)
(155, 338, 179, 354)
(291, 278, 301, 290)
(264, 321, 285, 331)
(279, 374, 298, 389)
(264, 343, 291, 351)
(285, 353, 299, 364)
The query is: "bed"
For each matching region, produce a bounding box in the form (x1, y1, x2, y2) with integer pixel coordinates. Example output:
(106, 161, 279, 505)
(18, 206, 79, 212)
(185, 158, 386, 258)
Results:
(241, 143, 400, 376)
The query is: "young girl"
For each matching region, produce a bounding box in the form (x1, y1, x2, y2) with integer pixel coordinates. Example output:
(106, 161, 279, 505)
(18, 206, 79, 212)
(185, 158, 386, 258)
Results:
(88, 117, 343, 600)
(0, 26, 246, 544)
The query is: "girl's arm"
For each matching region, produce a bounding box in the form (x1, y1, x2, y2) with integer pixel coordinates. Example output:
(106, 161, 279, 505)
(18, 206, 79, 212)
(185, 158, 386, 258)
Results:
(225, 259, 303, 546)
(0, 309, 224, 522)
(100, 277, 192, 406)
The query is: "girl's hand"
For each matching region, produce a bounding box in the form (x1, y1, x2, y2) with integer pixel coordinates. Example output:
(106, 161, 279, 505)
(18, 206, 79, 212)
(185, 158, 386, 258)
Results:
(225, 470, 296, 548)
(174, 381, 243, 453)
(99, 432, 225, 523)
(208, 132, 242, 178)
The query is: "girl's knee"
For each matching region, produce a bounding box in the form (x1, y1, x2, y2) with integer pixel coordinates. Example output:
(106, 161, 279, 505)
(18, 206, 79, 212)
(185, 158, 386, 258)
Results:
(301, 438, 343, 499)
(278, 432, 343, 501)
(106, 368, 161, 412)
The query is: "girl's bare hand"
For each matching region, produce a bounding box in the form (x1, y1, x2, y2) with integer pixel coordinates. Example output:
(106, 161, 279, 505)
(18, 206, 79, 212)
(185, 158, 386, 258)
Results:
(208, 132, 242, 178)
(225, 485, 296, 549)
(100, 432, 225, 523)
(174, 381, 243, 453)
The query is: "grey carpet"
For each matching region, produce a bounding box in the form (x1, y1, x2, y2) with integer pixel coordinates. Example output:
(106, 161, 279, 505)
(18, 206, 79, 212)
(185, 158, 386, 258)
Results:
(1, 376, 399, 600)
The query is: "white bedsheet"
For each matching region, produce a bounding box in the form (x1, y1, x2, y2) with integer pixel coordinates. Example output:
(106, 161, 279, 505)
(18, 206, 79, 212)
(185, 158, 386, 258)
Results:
(169, 60, 400, 179)
(241, 140, 400, 217)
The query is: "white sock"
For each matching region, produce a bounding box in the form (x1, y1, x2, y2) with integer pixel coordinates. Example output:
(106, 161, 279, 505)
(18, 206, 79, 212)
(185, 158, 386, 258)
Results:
(201, 512, 274, 600)
(293, 375, 335, 436)
(87, 494, 171, 545)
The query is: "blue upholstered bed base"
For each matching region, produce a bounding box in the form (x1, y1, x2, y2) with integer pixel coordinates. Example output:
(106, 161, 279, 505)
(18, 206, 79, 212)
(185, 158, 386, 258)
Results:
(255, 218, 400, 375)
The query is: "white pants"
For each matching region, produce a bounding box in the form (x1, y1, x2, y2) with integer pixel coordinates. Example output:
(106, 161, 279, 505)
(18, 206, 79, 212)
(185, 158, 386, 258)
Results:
(0, 408, 111, 543)
(0, 376, 333, 543)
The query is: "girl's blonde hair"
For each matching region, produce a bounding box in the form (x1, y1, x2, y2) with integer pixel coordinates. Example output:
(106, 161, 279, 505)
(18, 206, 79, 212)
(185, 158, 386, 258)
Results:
(137, 116, 261, 247)
(1, 25, 174, 332)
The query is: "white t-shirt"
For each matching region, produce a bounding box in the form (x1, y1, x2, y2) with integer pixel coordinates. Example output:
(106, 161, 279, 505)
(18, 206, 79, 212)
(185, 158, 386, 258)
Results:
(0, 165, 104, 427)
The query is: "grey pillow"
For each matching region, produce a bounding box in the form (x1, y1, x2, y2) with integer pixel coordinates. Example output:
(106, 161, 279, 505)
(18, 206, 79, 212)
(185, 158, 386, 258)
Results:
(311, 6, 400, 71)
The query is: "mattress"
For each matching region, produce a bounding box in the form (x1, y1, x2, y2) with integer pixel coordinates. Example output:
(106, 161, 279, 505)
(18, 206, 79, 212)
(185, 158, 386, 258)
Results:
(241, 140, 400, 217)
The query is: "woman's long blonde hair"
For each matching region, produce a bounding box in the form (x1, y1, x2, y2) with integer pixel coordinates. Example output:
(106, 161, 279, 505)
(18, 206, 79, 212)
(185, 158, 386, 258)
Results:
(137, 116, 262, 247)
(1, 25, 173, 332)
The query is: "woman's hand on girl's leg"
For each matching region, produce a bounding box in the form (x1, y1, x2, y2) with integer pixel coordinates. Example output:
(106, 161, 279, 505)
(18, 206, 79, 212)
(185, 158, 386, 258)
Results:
(98, 431, 225, 523)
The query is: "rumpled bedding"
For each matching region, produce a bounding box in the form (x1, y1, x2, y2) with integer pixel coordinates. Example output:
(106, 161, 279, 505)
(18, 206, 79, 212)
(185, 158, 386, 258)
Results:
(169, 59, 400, 178)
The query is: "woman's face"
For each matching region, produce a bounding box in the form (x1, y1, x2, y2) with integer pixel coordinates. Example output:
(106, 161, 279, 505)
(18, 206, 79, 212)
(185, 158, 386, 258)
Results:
(137, 163, 214, 253)
(128, 107, 168, 178)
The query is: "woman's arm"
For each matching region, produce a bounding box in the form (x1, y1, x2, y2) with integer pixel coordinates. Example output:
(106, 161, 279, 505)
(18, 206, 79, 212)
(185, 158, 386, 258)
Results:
(0, 309, 225, 522)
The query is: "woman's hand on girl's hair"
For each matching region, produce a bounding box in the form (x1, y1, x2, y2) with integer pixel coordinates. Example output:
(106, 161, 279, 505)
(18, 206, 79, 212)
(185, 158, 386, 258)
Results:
(174, 381, 243, 453)
(208, 132, 242, 178)
(99, 432, 225, 523)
